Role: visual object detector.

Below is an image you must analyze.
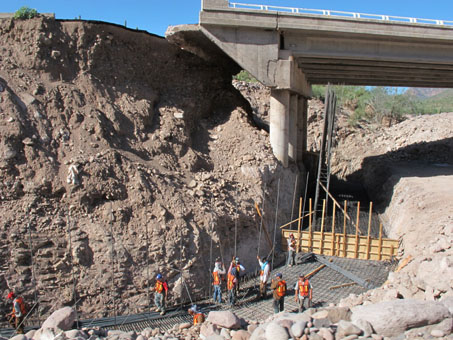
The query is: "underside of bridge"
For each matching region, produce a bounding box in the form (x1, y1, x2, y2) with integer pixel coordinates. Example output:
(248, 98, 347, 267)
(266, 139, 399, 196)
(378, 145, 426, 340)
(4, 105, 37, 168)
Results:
(168, 0, 453, 167)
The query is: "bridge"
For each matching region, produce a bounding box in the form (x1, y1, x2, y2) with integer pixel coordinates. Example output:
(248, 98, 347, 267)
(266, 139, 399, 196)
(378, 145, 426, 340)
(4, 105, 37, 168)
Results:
(167, 0, 453, 166)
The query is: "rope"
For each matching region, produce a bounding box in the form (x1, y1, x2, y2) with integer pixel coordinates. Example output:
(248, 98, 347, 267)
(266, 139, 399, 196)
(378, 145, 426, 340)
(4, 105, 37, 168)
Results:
(271, 178, 281, 271)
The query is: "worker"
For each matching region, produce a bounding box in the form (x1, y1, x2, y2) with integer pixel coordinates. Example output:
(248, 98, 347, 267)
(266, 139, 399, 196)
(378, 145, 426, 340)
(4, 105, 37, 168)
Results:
(6, 292, 26, 334)
(270, 273, 286, 314)
(230, 256, 245, 296)
(188, 305, 205, 325)
(256, 255, 270, 300)
(152, 273, 168, 315)
(226, 260, 238, 306)
(287, 233, 296, 267)
(212, 259, 226, 304)
(295, 274, 312, 312)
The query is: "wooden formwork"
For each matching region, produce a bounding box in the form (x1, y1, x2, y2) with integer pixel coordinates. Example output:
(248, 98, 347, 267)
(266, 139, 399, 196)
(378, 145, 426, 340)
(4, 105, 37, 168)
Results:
(281, 198, 399, 261)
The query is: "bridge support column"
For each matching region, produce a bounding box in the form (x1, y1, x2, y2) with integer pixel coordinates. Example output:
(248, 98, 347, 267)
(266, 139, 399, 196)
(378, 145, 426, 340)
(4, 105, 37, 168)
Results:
(288, 94, 299, 162)
(270, 89, 290, 167)
(297, 96, 308, 161)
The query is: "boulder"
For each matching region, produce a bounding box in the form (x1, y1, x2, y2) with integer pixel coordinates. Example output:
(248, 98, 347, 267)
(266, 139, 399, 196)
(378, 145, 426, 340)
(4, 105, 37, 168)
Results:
(335, 320, 362, 339)
(207, 311, 241, 329)
(326, 307, 351, 323)
(42, 307, 77, 331)
(264, 322, 289, 340)
(33, 327, 66, 340)
(351, 299, 450, 337)
(205, 336, 226, 340)
(291, 321, 307, 338)
(249, 325, 265, 340)
(179, 322, 192, 330)
(64, 330, 88, 339)
(276, 319, 293, 337)
(231, 330, 251, 340)
(201, 322, 219, 338)
(318, 328, 334, 340)
(25, 330, 36, 339)
(220, 328, 232, 339)
(10, 335, 27, 340)
(352, 319, 374, 338)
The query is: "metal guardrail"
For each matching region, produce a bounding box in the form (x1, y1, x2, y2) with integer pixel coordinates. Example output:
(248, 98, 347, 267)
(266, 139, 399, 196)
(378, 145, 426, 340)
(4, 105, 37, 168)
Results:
(229, 2, 453, 26)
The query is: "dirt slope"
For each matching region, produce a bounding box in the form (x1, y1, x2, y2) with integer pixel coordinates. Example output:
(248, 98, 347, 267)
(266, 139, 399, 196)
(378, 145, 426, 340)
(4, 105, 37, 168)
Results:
(0, 17, 298, 320)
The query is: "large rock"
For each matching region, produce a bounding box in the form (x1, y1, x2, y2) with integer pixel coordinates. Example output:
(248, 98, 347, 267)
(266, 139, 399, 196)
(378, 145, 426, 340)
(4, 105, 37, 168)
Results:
(42, 307, 77, 331)
(64, 330, 88, 339)
(231, 330, 251, 340)
(351, 299, 450, 337)
(33, 327, 66, 340)
(264, 322, 289, 340)
(290, 321, 307, 338)
(10, 335, 27, 340)
(335, 320, 362, 339)
(207, 311, 241, 329)
(249, 326, 265, 340)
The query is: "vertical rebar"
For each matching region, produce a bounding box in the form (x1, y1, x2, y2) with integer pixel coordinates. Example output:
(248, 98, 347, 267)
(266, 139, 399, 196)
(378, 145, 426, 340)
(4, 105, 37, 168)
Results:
(179, 230, 183, 310)
(66, 213, 79, 327)
(257, 183, 265, 258)
(145, 221, 150, 315)
(109, 203, 117, 326)
(234, 198, 238, 258)
(290, 174, 299, 229)
(271, 178, 281, 271)
(208, 231, 213, 299)
(27, 222, 39, 325)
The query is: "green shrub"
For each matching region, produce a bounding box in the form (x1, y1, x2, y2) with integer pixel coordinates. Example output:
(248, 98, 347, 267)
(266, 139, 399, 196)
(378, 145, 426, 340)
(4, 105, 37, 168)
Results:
(233, 70, 258, 83)
(14, 6, 38, 19)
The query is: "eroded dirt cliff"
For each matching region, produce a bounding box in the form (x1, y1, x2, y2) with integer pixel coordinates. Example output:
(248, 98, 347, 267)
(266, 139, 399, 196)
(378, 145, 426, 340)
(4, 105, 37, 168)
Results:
(0, 17, 298, 320)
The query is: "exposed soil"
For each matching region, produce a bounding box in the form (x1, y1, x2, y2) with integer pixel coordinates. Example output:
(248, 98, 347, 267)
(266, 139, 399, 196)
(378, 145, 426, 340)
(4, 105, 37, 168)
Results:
(0, 17, 299, 320)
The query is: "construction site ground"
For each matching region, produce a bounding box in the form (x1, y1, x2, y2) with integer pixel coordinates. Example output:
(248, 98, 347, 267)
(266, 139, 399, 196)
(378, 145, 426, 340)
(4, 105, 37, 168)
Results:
(0, 253, 392, 337)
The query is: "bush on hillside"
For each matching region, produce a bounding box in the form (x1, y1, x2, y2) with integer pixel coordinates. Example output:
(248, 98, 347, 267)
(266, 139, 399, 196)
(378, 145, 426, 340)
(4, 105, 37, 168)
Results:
(14, 6, 38, 20)
(233, 70, 258, 83)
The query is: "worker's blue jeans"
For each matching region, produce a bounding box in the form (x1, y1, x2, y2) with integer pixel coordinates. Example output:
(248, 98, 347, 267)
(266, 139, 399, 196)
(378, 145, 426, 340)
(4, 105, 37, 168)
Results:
(228, 288, 235, 305)
(154, 292, 165, 313)
(213, 284, 222, 303)
(273, 297, 284, 313)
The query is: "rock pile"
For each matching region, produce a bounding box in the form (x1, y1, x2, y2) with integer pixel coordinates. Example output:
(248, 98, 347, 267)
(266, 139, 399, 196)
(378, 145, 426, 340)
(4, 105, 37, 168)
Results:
(12, 304, 451, 340)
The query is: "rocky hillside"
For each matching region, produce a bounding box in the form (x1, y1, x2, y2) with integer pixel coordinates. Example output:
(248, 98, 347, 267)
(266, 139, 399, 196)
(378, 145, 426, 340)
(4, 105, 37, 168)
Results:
(0, 17, 299, 320)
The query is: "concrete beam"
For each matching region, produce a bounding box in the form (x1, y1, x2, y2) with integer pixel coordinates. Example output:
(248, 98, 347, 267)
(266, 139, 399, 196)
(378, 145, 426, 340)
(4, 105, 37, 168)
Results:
(270, 89, 290, 167)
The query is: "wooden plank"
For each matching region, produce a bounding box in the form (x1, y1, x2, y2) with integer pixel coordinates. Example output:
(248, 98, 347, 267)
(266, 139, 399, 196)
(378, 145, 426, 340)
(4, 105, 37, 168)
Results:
(315, 255, 374, 289)
(329, 282, 357, 290)
(343, 200, 347, 257)
(320, 199, 326, 255)
(319, 181, 351, 221)
(366, 202, 373, 260)
(309, 198, 313, 252)
(378, 222, 383, 261)
(297, 197, 303, 253)
(331, 201, 336, 256)
(355, 202, 360, 258)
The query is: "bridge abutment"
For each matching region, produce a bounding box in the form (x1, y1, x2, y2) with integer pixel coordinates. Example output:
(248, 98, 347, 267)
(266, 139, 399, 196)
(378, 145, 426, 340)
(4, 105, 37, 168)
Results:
(270, 90, 307, 167)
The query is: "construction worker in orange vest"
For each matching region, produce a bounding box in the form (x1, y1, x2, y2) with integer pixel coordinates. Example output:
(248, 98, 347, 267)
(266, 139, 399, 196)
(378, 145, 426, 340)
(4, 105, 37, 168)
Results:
(188, 305, 205, 326)
(226, 260, 238, 306)
(151, 274, 168, 315)
(230, 256, 245, 297)
(256, 255, 270, 300)
(295, 274, 312, 312)
(6, 292, 26, 334)
(212, 259, 226, 304)
(270, 273, 287, 314)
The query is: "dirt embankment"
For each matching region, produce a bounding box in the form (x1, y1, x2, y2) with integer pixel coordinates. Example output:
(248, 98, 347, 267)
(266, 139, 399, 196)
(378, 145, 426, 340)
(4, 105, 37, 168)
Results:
(0, 17, 299, 319)
(235, 81, 453, 304)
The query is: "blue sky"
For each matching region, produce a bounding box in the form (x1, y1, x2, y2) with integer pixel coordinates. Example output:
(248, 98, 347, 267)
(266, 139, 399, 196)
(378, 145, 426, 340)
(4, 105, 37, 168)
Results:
(2, 0, 453, 37)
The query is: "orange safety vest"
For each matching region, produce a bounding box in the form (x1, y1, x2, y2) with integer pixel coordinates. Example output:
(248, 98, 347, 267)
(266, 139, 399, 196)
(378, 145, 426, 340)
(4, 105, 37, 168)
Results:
(276, 280, 287, 297)
(155, 280, 164, 294)
(12, 297, 26, 317)
(193, 313, 204, 325)
(236, 265, 241, 276)
(213, 271, 220, 285)
(298, 279, 310, 297)
(227, 273, 235, 290)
